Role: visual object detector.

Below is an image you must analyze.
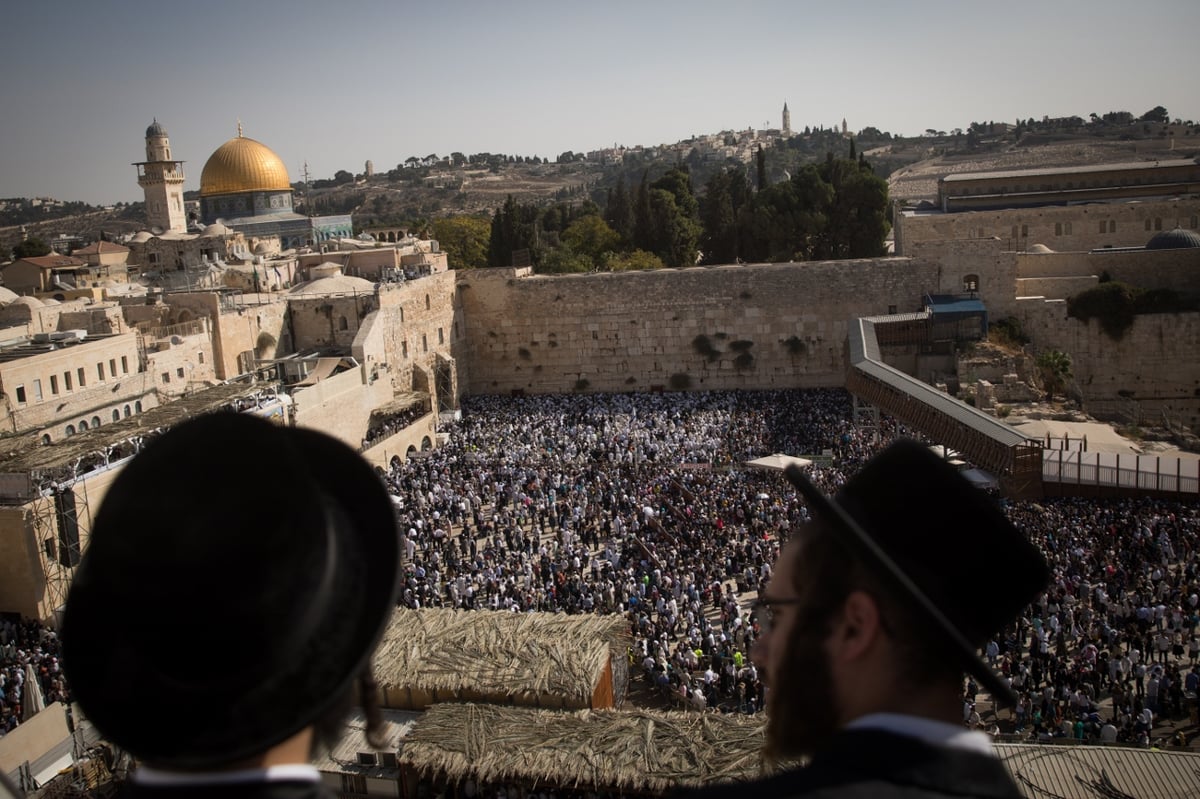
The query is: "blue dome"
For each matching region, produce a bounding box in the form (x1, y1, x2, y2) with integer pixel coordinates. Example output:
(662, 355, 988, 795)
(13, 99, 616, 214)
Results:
(1146, 228, 1200, 250)
(146, 119, 168, 138)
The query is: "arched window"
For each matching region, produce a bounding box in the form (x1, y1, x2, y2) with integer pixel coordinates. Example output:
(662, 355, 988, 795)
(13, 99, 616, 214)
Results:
(65, 425, 76, 437)
(135, 401, 143, 413)
(339, 316, 349, 331)
(113, 410, 121, 422)
(963, 274, 979, 293)
(78, 420, 88, 431)
(124, 405, 132, 418)
(91, 416, 101, 428)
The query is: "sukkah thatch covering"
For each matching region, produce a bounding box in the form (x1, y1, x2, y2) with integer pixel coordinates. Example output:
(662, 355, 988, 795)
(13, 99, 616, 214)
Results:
(373, 609, 628, 709)
(400, 703, 770, 792)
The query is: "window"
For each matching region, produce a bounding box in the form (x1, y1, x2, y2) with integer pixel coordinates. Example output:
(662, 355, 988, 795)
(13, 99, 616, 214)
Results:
(1021, 225, 1028, 237)
(963, 274, 980, 292)
(77, 368, 85, 387)
(123, 405, 131, 418)
(41, 434, 50, 445)
(97, 363, 105, 381)
(121, 356, 129, 374)
(1055, 223, 1062, 236)
(109, 359, 117, 378)
(401, 341, 408, 358)
(425, 295, 431, 310)
(1065, 222, 1072, 235)
(1099, 221, 1107, 234)
(65, 424, 75, 437)
(438, 327, 444, 345)
(135, 401, 142, 413)
(33, 379, 42, 401)
(422, 334, 428, 353)
(64, 372, 72, 391)
(113, 410, 120, 422)
(176, 367, 185, 379)
(1146, 219, 1153, 231)
(888, 305, 897, 315)
(91, 416, 100, 428)
(1155, 218, 1163, 231)
(15, 385, 26, 404)
(338, 316, 348, 331)
(50, 375, 59, 394)
(198, 352, 205, 364)
(1011, 225, 1019, 239)
(161, 372, 170, 384)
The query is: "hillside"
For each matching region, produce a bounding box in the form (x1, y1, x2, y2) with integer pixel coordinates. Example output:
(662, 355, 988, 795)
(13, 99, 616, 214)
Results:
(5, 124, 1194, 254)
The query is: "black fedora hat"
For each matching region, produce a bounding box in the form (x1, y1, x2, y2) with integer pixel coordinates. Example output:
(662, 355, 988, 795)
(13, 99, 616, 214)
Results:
(62, 413, 400, 768)
(783, 438, 1048, 707)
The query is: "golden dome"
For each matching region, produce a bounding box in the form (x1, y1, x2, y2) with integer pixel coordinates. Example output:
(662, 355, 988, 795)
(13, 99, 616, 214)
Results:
(199, 135, 291, 196)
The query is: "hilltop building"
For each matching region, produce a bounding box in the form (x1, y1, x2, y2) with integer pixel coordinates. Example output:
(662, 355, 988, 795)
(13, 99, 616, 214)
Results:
(782, 102, 791, 137)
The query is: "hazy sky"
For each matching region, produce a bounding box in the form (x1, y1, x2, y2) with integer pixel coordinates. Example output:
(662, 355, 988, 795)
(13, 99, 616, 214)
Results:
(4, 0, 1197, 205)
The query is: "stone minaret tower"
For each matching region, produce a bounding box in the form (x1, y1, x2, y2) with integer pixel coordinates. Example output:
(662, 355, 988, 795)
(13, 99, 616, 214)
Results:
(135, 119, 187, 233)
(782, 102, 792, 137)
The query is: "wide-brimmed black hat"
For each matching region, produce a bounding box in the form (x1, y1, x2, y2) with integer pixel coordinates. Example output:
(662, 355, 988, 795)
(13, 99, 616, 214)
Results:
(62, 413, 400, 768)
(783, 438, 1048, 707)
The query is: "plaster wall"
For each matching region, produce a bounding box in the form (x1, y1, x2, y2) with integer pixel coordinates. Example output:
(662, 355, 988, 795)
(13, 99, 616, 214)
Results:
(0, 466, 123, 623)
(290, 365, 395, 448)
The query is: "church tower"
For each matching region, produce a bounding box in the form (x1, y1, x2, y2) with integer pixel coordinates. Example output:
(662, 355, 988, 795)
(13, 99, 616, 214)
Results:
(782, 102, 792, 137)
(134, 119, 187, 233)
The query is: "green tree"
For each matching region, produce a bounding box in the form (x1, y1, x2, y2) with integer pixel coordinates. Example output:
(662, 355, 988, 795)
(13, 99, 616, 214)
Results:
(1036, 350, 1072, 401)
(756, 145, 767, 191)
(537, 247, 593, 274)
(647, 188, 701, 267)
(487, 195, 540, 267)
(817, 157, 890, 259)
(13, 237, 51, 259)
(602, 249, 664, 271)
(432, 216, 491, 269)
(604, 175, 635, 244)
(700, 170, 738, 264)
(1139, 105, 1169, 124)
(561, 215, 620, 268)
(633, 172, 653, 252)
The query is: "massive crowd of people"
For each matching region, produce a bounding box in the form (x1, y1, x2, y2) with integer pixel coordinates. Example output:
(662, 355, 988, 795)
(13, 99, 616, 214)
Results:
(0, 618, 66, 736)
(3, 388, 1199, 751)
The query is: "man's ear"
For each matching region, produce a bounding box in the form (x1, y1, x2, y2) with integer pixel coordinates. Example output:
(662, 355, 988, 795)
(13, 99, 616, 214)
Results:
(829, 590, 885, 663)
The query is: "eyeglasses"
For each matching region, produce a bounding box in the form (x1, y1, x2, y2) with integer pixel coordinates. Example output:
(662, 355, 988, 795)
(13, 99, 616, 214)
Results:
(751, 596, 806, 632)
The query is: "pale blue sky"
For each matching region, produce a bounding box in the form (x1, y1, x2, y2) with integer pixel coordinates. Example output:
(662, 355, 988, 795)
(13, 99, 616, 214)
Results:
(3, 0, 1197, 205)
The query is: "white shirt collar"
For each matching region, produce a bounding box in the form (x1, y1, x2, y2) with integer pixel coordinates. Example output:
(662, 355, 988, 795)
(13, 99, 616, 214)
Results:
(845, 713, 997, 755)
(133, 764, 321, 787)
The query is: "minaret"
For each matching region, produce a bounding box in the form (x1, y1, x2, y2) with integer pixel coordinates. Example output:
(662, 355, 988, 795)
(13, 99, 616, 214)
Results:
(134, 119, 187, 233)
(782, 102, 792, 137)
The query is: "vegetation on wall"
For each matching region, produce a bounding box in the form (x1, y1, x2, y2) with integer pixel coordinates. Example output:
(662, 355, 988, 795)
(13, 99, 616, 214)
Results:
(1067, 282, 1200, 340)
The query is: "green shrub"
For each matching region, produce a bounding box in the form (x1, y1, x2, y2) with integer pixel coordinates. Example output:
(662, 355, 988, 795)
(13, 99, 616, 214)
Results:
(989, 317, 1029, 347)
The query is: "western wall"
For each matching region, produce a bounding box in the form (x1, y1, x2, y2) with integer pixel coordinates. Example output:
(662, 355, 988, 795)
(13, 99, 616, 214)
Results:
(456, 259, 940, 396)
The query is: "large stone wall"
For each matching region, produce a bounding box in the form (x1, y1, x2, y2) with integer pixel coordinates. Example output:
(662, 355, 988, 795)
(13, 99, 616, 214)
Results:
(457, 260, 940, 395)
(1015, 298, 1200, 426)
(897, 198, 1200, 256)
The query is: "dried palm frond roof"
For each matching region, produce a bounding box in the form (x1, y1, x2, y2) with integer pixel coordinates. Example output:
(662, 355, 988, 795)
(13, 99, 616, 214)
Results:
(373, 609, 628, 702)
(400, 703, 770, 792)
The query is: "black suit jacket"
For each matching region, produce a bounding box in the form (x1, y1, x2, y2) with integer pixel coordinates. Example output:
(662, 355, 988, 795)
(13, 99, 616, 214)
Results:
(680, 729, 1023, 799)
(118, 779, 335, 799)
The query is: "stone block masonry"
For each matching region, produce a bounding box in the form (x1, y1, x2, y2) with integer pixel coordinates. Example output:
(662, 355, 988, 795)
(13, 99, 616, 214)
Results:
(457, 260, 940, 395)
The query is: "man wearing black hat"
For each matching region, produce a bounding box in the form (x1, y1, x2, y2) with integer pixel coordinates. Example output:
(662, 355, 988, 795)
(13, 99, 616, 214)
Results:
(683, 438, 1049, 799)
(62, 413, 400, 799)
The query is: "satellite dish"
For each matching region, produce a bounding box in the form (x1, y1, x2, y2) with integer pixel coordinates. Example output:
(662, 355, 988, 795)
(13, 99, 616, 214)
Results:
(150, 226, 164, 236)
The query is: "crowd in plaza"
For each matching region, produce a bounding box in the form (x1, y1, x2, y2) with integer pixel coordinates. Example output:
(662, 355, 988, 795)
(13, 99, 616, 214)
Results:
(4, 388, 1199, 751)
(0, 617, 67, 737)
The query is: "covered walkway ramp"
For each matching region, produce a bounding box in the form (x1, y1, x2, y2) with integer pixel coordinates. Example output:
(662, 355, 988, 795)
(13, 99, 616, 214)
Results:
(846, 315, 1044, 498)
